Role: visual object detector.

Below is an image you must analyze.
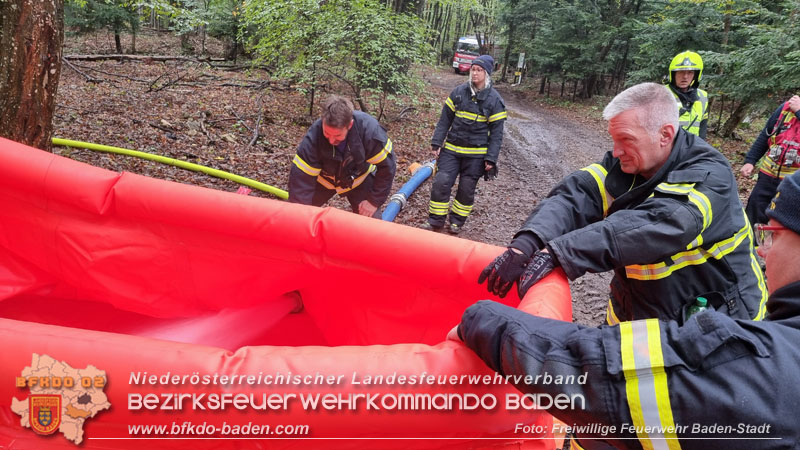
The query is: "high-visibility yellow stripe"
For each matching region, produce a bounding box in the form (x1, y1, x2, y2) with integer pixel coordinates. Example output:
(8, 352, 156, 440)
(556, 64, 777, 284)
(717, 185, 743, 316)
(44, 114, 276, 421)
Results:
(450, 199, 473, 217)
(620, 320, 682, 450)
(455, 111, 487, 122)
(743, 211, 769, 320)
(620, 322, 649, 449)
(316, 165, 375, 194)
(606, 299, 621, 325)
(443, 142, 487, 155)
(654, 182, 711, 228)
(759, 156, 800, 179)
(366, 139, 392, 164)
(428, 200, 449, 216)
(292, 155, 321, 176)
(625, 223, 749, 280)
(655, 182, 712, 249)
(655, 183, 692, 195)
(686, 189, 712, 248)
(445, 97, 455, 112)
(580, 164, 611, 217)
(647, 320, 682, 450)
(488, 111, 507, 122)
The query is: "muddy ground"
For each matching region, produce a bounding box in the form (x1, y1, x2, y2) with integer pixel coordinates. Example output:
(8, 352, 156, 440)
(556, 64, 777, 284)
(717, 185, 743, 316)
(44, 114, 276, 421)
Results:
(416, 70, 612, 326)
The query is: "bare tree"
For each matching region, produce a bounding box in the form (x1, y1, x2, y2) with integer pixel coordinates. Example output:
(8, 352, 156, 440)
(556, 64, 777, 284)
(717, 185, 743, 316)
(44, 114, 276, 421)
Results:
(0, 0, 65, 150)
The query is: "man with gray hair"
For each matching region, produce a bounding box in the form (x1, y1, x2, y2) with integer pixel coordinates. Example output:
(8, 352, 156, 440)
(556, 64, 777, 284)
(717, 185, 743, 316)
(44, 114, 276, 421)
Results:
(478, 82, 766, 323)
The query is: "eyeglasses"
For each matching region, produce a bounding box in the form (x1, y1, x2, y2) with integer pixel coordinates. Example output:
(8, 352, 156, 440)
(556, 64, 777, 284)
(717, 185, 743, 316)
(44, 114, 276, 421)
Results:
(755, 224, 787, 250)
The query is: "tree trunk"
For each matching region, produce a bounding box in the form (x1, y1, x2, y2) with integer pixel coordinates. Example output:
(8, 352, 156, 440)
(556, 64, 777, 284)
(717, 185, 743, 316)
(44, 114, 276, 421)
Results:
(114, 30, 123, 54)
(500, 20, 515, 83)
(201, 26, 206, 55)
(0, 0, 64, 151)
(131, 28, 137, 54)
(720, 100, 749, 138)
(354, 90, 368, 114)
(439, 5, 451, 65)
(181, 33, 194, 55)
(500, 0, 517, 82)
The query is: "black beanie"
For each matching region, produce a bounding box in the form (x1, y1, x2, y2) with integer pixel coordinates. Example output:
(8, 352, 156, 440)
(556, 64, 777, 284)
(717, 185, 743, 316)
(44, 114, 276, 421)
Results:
(766, 171, 800, 235)
(471, 55, 494, 75)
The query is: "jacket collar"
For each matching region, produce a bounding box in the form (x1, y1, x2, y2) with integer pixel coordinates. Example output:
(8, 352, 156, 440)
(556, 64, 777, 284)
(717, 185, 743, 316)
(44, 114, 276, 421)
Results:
(469, 77, 492, 100)
(765, 281, 800, 322)
(670, 84, 698, 108)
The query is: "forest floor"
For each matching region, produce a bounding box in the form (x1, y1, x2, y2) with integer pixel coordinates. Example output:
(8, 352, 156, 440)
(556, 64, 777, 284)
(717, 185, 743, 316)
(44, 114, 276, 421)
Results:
(54, 29, 760, 326)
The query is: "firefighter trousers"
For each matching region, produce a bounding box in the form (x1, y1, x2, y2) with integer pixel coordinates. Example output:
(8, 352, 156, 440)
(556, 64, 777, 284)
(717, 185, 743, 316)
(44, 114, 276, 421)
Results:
(428, 151, 484, 227)
(744, 173, 781, 233)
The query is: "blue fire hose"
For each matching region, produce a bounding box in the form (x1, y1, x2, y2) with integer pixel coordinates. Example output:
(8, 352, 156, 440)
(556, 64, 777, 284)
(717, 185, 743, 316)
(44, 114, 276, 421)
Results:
(381, 160, 436, 222)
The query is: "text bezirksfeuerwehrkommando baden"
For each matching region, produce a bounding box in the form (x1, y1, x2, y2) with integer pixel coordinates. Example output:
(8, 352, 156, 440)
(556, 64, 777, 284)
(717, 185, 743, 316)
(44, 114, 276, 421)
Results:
(127, 371, 589, 412)
(129, 371, 587, 387)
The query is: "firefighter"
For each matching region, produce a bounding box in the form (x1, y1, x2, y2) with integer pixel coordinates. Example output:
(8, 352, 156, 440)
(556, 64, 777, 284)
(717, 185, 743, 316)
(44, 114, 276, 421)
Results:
(450, 170, 800, 449)
(425, 55, 507, 234)
(288, 95, 396, 218)
(741, 95, 800, 232)
(478, 82, 767, 324)
(666, 51, 709, 139)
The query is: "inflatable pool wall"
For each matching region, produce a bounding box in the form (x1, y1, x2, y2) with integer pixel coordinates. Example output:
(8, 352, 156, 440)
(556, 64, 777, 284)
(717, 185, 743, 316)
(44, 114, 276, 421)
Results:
(0, 138, 572, 449)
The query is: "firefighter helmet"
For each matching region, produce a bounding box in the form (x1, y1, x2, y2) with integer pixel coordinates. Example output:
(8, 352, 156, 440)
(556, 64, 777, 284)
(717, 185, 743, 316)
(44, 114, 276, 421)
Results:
(668, 51, 703, 88)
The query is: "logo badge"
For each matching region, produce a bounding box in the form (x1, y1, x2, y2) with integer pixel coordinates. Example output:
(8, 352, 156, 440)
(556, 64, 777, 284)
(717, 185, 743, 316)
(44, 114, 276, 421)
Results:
(30, 395, 61, 435)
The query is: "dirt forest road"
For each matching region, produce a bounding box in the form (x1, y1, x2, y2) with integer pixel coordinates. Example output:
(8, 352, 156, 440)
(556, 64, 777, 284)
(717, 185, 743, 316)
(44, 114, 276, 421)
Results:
(413, 69, 613, 326)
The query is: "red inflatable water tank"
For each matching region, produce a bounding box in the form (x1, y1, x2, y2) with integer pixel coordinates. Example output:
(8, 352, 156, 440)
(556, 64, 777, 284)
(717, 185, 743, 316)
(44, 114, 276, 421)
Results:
(0, 138, 572, 449)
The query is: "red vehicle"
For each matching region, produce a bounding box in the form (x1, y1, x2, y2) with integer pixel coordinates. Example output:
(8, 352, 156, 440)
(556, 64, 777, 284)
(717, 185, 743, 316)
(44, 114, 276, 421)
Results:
(452, 37, 480, 74)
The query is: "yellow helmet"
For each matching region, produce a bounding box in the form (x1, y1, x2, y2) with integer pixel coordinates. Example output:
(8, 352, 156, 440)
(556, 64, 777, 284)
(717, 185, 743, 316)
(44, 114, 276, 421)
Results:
(668, 51, 703, 88)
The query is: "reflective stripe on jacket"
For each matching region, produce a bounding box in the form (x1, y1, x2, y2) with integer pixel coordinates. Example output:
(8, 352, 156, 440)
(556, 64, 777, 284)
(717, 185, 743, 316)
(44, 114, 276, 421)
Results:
(288, 111, 396, 206)
(431, 82, 506, 162)
(459, 287, 800, 449)
(760, 104, 800, 179)
(519, 130, 767, 322)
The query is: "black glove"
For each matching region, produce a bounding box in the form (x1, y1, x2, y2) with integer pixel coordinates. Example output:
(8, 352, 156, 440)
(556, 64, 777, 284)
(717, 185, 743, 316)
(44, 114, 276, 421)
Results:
(477, 248, 530, 298)
(517, 251, 559, 298)
(483, 163, 498, 181)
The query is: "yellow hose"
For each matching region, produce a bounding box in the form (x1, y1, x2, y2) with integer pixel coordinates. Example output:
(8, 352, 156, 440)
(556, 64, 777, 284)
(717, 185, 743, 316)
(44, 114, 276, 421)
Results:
(52, 138, 288, 200)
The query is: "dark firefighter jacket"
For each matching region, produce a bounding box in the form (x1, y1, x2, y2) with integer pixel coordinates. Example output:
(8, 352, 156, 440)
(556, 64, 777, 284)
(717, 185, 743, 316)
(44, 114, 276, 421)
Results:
(431, 82, 507, 163)
(513, 129, 768, 323)
(458, 280, 800, 449)
(289, 111, 396, 207)
(744, 102, 800, 180)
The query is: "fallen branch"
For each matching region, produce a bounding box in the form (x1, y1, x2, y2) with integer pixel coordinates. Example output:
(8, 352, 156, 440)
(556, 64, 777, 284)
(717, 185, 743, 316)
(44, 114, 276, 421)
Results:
(396, 106, 417, 120)
(62, 58, 101, 83)
(149, 122, 175, 133)
(64, 54, 271, 73)
(66, 61, 150, 83)
(227, 107, 253, 133)
(65, 54, 198, 62)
